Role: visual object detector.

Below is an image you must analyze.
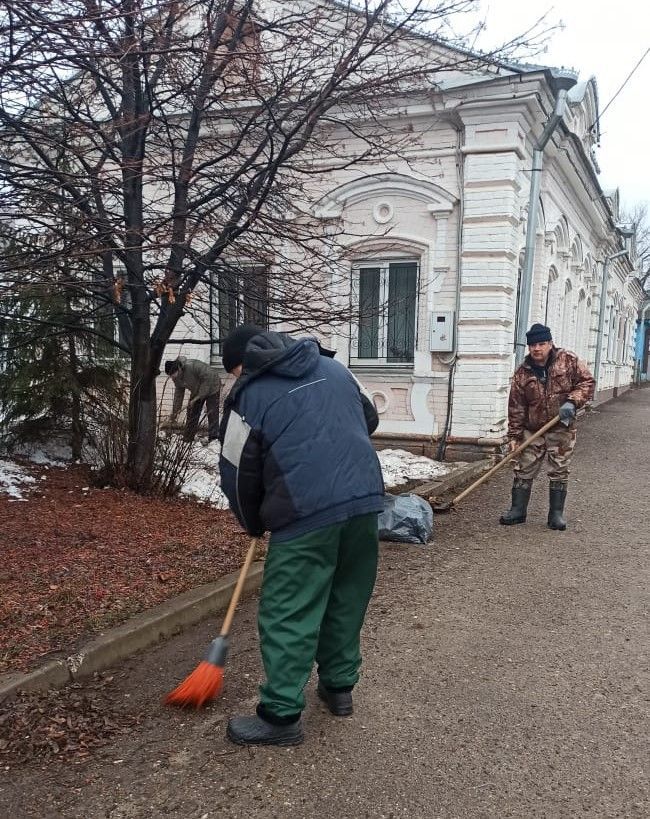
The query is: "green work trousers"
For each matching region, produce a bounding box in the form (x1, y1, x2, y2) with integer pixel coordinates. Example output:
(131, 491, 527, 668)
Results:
(258, 513, 379, 719)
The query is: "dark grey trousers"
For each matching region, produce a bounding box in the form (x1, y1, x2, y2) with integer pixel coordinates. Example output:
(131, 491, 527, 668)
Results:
(185, 393, 220, 441)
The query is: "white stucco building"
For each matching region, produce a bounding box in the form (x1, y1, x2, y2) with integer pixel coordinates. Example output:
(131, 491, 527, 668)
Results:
(164, 34, 644, 459)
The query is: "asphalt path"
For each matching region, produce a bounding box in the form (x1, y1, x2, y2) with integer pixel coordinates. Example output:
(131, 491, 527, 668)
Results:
(5, 388, 649, 818)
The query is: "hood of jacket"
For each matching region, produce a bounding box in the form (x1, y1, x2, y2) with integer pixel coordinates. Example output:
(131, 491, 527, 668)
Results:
(243, 331, 319, 379)
(227, 331, 320, 403)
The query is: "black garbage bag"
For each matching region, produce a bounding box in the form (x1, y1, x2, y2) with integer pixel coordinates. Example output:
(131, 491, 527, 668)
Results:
(378, 493, 433, 545)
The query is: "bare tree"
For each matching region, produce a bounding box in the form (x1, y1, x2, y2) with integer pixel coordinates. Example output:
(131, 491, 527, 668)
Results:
(0, 0, 548, 489)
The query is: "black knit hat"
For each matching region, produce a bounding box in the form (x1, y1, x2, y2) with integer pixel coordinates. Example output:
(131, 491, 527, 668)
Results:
(526, 323, 552, 345)
(221, 324, 264, 372)
(165, 359, 180, 376)
(316, 340, 336, 358)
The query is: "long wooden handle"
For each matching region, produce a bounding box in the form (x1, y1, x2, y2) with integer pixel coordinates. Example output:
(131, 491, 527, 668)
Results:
(220, 537, 260, 637)
(450, 414, 562, 507)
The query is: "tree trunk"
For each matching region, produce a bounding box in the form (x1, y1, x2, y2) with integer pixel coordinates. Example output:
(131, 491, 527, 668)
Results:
(71, 390, 83, 461)
(65, 294, 84, 460)
(126, 287, 156, 490)
(127, 371, 157, 491)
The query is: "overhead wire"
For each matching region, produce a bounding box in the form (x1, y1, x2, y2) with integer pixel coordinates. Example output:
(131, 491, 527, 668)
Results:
(590, 46, 650, 134)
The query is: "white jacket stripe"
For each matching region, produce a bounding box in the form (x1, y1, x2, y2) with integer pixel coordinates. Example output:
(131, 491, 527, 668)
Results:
(222, 411, 251, 467)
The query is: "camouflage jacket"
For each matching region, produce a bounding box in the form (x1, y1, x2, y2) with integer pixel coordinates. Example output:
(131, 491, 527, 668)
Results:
(507, 347, 595, 440)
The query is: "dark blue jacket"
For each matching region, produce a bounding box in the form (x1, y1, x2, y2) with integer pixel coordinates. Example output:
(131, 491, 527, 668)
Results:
(218, 332, 384, 542)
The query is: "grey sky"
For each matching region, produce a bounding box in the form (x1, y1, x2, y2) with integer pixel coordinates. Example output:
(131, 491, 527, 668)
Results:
(471, 0, 649, 213)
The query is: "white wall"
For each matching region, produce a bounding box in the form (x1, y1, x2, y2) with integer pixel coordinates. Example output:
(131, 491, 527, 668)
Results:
(160, 71, 643, 444)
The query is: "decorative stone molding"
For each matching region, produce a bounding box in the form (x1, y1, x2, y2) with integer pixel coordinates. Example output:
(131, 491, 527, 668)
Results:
(371, 391, 389, 414)
(313, 172, 457, 220)
(372, 201, 394, 225)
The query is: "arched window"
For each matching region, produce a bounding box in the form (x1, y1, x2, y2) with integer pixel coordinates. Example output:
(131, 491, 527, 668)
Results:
(617, 315, 625, 363)
(554, 217, 570, 255)
(570, 236, 584, 266)
(575, 290, 588, 358)
(210, 262, 270, 361)
(559, 279, 573, 348)
(545, 267, 559, 327)
(585, 297, 595, 366)
(607, 298, 619, 361)
(622, 318, 630, 365)
(351, 254, 420, 365)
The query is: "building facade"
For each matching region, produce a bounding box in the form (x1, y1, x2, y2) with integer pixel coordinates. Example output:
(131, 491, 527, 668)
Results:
(163, 44, 644, 457)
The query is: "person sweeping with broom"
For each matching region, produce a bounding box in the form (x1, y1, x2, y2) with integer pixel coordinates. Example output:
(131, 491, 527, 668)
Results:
(499, 323, 594, 530)
(215, 324, 384, 746)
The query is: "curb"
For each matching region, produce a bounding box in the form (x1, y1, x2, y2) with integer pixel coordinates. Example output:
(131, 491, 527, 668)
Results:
(0, 461, 493, 702)
(410, 458, 493, 501)
(0, 562, 265, 702)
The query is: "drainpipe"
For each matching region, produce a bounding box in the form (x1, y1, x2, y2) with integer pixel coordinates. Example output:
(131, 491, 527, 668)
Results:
(514, 72, 577, 366)
(435, 117, 464, 461)
(593, 248, 628, 401)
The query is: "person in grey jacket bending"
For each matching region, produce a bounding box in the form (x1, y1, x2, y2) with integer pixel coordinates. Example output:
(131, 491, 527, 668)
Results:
(165, 357, 221, 442)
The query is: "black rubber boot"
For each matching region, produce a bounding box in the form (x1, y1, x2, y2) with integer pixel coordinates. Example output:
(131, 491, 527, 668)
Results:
(547, 481, 568, 530)
(317, 681, 353, 716)
(499, 478, 532, 525)
(226, 714, 304, 746)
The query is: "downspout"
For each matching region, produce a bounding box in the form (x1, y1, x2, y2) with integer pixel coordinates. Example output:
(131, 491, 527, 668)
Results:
(436, 118, 464, 461)
(515, 72, 577, 366)
(593, 249, 628, 401)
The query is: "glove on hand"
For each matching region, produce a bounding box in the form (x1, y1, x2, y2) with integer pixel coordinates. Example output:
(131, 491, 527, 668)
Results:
(559, 401, 576, 425)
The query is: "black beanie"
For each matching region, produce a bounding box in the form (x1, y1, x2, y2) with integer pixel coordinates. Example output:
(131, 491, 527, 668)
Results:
(316, 340, 336, 358)
(526, 323, 552, 345)
(165, 359, 180, 375)
(221, 324, 264, 372)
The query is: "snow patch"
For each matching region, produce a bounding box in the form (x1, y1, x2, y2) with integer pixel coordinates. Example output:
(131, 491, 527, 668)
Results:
(1, 436, 456, 507)
(177, 444, 457, 507)
(178, 440, 229, 508)
(378, 448, 455, 488)
(0, 459, 36, 500)
(13, 438, 72, 466)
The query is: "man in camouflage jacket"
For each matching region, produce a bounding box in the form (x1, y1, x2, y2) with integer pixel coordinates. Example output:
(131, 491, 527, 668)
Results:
(499, 323, 595, 531)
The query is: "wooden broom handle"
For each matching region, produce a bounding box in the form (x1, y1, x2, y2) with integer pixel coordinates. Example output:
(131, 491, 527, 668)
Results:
(220, 537, 260, 637)
(450, 414, 561, 506)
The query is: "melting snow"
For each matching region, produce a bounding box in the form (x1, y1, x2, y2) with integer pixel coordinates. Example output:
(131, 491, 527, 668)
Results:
(13, 439, 72, 467)
(0, 459, 36, 500)
(378, 448, 454, 489)
(1, 436, 455, 506)
(176, 444, 456, 505)
(178, 441, 229, 508)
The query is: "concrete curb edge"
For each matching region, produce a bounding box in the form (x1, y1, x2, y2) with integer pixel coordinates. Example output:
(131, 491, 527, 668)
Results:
(0, 562, 265, 702)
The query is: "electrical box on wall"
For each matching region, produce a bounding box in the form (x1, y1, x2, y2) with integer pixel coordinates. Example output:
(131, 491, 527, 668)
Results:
(429, 311, 455, 352)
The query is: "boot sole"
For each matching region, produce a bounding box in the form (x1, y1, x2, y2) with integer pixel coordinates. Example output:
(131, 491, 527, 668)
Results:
(499, 517, 526, 525)
(547, 523, 567, 531)
(226, 726, 304, 747)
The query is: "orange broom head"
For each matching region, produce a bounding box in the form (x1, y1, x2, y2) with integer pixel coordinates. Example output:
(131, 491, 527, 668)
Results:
(165, 660, 224, 709)
(165, 635, 229, 709)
